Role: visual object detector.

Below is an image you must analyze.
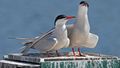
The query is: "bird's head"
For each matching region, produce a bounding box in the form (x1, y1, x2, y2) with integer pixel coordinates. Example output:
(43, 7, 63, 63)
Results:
(54, 15, 75, 26)
(78, 1, 89, 14)
(80, 1, 89, 7)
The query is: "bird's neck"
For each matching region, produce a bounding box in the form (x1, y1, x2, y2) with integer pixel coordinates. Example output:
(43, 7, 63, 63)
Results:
(55, 20, 67, 34)
(78, 6, 88, 15)
(54, 24, 68, 40)
(75, 7, 90, 33)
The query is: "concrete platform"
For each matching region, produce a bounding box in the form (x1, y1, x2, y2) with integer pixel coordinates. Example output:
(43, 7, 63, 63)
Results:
(0, 60, 40, 68)
(0, 52, 120, 68)
(3, 52, 119, 63)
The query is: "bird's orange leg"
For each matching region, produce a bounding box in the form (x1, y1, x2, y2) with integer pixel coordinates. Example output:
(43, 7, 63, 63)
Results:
(78, 48, 82, 56)
(46, 51, 50, 57)
(56, 50, 60, 56)
(72, 48, 76, 57)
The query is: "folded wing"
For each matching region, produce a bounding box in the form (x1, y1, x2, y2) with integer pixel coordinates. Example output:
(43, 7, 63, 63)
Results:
(20, 28, 57, 53)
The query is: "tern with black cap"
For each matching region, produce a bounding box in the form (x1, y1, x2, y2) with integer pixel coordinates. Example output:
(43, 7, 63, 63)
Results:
(20, 15, 75, 55)
(67, 1, 99, 56)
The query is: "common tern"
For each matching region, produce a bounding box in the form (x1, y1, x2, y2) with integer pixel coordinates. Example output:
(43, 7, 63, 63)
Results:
(67, 1, 99, 56)
(20, 15, 75, 55)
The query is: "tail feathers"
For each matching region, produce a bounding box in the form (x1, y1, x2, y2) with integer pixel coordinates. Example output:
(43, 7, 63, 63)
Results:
(20, 46, 31, 54)
(8, 37, 38, 41)
(22, 41, 33, 45)
(8, 37, 38, 46)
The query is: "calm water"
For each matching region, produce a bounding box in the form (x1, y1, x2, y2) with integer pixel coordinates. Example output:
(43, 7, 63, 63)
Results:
(0, 0, 120, 58)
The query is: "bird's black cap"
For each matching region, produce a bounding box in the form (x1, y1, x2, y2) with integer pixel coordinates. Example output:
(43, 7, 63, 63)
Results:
(54, 15, 66, 25)
(80, 1, 89, 7)
(54, 15, 75, 26)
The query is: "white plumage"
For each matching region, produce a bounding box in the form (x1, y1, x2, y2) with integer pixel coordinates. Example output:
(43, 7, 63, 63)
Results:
(20, 15, 75, 54)
(67, 1, 99, 48)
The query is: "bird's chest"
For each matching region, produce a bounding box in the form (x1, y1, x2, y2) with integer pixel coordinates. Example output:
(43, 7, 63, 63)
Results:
(71, 28, 88, 43)
(60, 25, 67, 32)
(55, 25, 67, 37)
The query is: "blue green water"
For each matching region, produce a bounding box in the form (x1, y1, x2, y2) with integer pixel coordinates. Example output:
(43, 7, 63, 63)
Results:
(41, 60, 120, 68)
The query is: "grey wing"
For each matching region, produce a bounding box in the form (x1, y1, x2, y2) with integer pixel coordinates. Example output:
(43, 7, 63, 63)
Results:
(21, 37, 39, 45)
(32, 32, 58, 51)
(23, 28, 55, 46)
(20, 28, 56, 53)
(83, 33, 99, 48)
(82, 33, 99, 48)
